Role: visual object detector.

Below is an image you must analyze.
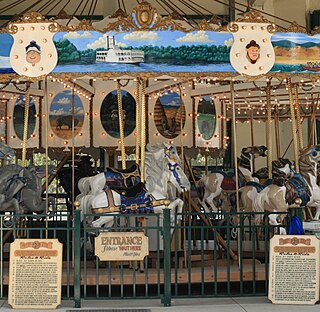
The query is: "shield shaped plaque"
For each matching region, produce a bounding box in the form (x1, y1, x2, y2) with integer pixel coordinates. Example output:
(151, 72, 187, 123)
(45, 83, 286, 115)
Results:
(9, 13, 58, 78)
(228, 20, 276, 76)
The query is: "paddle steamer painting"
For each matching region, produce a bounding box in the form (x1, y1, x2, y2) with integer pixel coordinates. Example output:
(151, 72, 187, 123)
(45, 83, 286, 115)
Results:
(96, 36, 144, 64)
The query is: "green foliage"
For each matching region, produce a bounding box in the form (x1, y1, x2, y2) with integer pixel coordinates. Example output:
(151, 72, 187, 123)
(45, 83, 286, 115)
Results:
(55, 38, 80, 63)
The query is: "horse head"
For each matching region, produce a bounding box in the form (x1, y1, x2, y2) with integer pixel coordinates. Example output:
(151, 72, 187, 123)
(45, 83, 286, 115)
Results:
(0, 141, 15, 161)
(242, 145, 268, 158)
(166, 158, 191, 193)
(301, 145, 320, 163)
(272, 158, 294, 179)
(147, 143, 182, 167)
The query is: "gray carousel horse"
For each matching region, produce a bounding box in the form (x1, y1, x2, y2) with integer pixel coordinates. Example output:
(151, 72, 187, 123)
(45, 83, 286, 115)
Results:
(79, 144, 190, 228)
(196, 145, 268, 213)
(0, 164, 56, 214)
(252, 145, 320, 234)
(0, 141, 15, 162)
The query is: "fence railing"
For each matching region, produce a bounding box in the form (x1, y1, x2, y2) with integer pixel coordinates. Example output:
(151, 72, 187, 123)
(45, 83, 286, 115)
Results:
(0, 209, 290, 307)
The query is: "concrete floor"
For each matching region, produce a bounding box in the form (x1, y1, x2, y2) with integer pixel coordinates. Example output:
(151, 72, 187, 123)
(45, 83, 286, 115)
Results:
(1, 297, 320, 312)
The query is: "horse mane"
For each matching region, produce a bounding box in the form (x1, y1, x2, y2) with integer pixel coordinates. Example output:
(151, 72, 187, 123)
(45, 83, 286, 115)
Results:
(299, 147, 316, 183)
(144, 149, 166, 192)
(238, 151, 251, 170)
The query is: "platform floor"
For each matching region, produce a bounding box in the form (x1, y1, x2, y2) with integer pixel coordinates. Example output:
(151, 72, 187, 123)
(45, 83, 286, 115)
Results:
(1, 296, 320, 312)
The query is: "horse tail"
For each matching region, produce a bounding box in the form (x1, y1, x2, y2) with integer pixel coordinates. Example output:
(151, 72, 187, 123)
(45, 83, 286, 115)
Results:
(196, 178, 205, 201)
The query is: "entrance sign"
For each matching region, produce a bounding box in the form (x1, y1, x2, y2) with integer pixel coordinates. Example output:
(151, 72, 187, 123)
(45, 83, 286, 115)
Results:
(95, 232, 149, 261)
(268, 235, 319, 305)
(228, 12, 276, 76)
(8, 239, 63, 309)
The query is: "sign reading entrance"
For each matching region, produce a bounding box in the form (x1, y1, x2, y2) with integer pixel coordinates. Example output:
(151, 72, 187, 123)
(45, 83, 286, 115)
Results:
(95, 232, 149, 261)
(8, 239, 62, 309)
(268, 235, 319, 305)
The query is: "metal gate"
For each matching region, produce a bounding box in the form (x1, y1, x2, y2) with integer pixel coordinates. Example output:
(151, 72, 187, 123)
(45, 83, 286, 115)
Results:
(0, 209, 289, 307)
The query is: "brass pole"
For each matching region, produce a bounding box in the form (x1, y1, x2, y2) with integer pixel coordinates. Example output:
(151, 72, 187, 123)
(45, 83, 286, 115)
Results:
(231, 80, 240, 267)
(135, 79, 141, 164)
(140, 79, 146, 182)
(274, 107, 281, 159)
(21, 86, 30, 166)
(44, 77, 49, 237)
(266, 80, 272, 179)
(117, 80, 126, 169)
(71, 83, 75, 208)
(294, 83, 303, 150)
(287, 78, 299, 173)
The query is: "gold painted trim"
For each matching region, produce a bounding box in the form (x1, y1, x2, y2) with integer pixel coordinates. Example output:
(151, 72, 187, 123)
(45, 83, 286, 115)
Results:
(7, 11, 60, 34)
(234, 10, 274, 24)
(277, 21, 307, 34)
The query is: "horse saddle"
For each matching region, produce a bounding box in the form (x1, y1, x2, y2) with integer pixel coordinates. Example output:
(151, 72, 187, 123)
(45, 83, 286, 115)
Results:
(104, 164, 141, 188)
(285, 174, 311, 206)
(245, 179, 272, 193)
(220, 170, 246, 191)
(110, 182, 154, 214)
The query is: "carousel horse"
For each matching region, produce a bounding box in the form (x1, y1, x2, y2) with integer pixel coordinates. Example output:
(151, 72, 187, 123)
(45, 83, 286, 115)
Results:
(252, 145, 320, 233)
(239, 158, 293, 223)
(0, 164, 56, 214)
(196, 145, 268, 213)
(77, 142, 181, 198)
(0, 141, 15, 162)
(79, 144, 191, 228)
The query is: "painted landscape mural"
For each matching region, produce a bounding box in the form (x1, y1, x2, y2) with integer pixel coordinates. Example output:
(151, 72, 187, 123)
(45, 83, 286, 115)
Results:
(0, 30, 319, 74)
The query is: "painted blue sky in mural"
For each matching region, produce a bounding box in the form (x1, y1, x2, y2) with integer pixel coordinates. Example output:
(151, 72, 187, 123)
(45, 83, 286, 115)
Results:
(53, 30, 233, 50)
(159, 92, 181, 108)
(50, 90, 84, 118)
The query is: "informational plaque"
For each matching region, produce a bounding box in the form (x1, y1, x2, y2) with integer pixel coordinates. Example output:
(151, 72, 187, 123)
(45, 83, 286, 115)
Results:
(268, 235, 319, 305)
(8, 239, 63, 309)
(95, 232, 148, 261)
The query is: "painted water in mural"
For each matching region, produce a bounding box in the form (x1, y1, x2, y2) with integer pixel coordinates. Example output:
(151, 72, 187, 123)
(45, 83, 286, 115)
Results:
(154, 91, 186, 139)
(0, 31, 319, 74)
(49, 90, 84, 139)
(100, 90, 136, 138)
(197, 96, 216, 140)
(13, 95, 36, 140)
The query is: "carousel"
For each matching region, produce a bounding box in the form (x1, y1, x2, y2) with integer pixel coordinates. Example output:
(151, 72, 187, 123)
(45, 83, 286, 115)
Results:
(0, 0, 319, 308)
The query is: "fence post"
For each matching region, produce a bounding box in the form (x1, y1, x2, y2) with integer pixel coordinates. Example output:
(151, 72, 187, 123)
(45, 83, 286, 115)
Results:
(162, 206, 171, 307)
(73, 209, 81, 308)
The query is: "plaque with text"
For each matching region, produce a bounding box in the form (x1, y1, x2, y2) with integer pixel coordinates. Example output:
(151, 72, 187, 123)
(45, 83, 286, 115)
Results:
(268, 235, 319, 305)
(8, 239, 63, 309)
(95, 232, 149, 261)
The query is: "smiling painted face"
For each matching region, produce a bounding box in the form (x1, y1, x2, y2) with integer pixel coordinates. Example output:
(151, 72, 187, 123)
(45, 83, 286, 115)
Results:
(25, 40, 41, 67)
(245, 40, 260, 64)
(26, 50, 41, 66)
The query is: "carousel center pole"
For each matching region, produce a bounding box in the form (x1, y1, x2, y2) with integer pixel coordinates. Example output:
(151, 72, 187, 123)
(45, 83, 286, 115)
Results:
(117, 80, 126, 170)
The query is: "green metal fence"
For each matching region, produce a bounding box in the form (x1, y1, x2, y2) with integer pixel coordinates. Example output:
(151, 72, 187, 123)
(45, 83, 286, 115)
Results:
(0, 209, 290, 308)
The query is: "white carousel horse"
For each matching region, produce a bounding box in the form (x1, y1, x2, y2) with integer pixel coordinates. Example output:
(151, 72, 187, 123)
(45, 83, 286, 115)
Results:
(77, 142, 181, 199)
(252, 145, 320, 234)
(196, 145, 268, 213)
(79, 145, 191, 228)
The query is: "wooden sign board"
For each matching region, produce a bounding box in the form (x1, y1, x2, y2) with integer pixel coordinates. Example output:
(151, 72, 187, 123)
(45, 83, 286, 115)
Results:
(268, 235, 319, 305)
(95, 232, 149, 261)
(8, 239, 63, 309)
